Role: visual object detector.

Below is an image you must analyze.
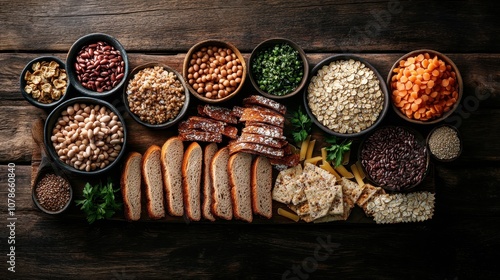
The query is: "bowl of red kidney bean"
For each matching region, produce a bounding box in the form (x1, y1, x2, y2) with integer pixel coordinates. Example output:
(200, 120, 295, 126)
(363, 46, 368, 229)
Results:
(359, 125, 430, 192)
(66, 33, 129, 99)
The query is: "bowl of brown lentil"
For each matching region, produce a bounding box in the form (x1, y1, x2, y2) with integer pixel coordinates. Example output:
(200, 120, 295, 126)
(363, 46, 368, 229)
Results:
(182, 39, 246, 104)
(32, 168, 73, 215)
(426, 124, 462, 162)
(304, 54, 389, 138)
(123, 63, 190, 129)
(66, 33, 129, 99)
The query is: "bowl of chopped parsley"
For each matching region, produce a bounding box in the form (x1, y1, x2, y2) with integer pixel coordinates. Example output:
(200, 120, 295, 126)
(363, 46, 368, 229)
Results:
(249, 38, 309, 99)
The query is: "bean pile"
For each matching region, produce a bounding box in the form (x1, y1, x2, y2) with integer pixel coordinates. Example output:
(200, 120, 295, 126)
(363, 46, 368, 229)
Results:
(74, 41, 125, 92)
(35, 173, 71, 212)
(186, 46, 244, 99)
(361, 126, 428, 191)
(126, 66, 186, 124)
(428, 126, 461, 160)
(51, 103, 124, 172)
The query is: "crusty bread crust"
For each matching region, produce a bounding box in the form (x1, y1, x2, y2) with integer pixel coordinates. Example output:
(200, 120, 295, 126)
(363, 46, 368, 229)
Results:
(202, 143, 218, 221)
(210, 147, 232, 220)
(142, 145, 165, 219)
(161, 137, 184, 217)
(251, 156, 273, 219)
(182, 142, 202, 221)
(229, 152, 253, 223)
(120, 152, 142, 221)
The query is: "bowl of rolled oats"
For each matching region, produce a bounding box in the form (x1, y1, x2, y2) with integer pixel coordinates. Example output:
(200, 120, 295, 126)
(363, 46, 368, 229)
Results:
(20, 56, 70, 111)
(123, 63, 190, 129)
(304, 54, 389, 138)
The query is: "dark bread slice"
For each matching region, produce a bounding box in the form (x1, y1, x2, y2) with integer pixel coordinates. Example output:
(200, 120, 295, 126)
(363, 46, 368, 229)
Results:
(142, 145, 165, 219)
(228, 152, 253, 223)
(182, 142, 203, 221)
(210, 147, 233, 220)
(243, 95, 287, 115)
(161, 137, 184, 217)
(251, 156, 273, 219)
(202, 143, 218, 221)
(120, 152, 142, 221)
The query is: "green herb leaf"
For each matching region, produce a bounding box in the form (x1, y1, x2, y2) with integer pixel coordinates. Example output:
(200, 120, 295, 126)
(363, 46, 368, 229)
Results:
(76, 178, 122, 224)
(325, 136, 352, 167)
(289, 106, 312, 144)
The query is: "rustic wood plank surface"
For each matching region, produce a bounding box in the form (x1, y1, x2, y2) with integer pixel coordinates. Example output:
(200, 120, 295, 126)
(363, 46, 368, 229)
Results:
(1, 0, 499, 279)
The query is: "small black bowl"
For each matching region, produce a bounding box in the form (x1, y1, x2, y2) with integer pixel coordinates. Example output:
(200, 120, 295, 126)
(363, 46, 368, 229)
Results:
(44, 97, 127, 176)
(32, 165, 73, 215)
(123, 63, 190, 129)
(66, 33, 129, 99)
(303, 54, 390, 139)
(20, 56, 70, 111)
(426, 124, 462, 162)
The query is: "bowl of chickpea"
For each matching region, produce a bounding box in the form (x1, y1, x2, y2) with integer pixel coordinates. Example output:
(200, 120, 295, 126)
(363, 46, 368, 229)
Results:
(183, 40, 247, 104)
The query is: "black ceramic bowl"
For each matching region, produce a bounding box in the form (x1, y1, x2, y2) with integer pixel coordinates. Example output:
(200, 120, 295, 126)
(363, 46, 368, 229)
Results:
(358, 125, 430, 192)
(44, 97, 127, 176)
(32, 165, 73, 215)
(303, 54, 390, 138)
(248, 38, 309, 99)
(66, 33, 129, 99)
(426, 124, 462, 162)
(123, 62, 190, 129)
(20, 56, 70, 111)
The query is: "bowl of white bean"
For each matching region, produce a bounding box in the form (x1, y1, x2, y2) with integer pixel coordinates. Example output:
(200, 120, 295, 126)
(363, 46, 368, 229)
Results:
(303, 54, 390, 138)
(44, 97, 127, 176)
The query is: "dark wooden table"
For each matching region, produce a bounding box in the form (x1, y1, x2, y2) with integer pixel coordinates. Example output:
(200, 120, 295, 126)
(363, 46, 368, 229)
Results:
(1, 1, 500, 279)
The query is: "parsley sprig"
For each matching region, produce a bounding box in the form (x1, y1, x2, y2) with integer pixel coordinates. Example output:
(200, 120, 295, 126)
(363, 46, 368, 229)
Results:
(325, 136, 352, 167)
(290, 106, 312, 143)
(75, 178, 122, 224)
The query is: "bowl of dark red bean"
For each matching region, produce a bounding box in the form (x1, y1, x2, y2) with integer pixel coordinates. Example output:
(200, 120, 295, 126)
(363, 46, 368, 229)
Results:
(359, 126, 430, 192)
(66, 33, 129, 99)
(32, 169, 73, 215)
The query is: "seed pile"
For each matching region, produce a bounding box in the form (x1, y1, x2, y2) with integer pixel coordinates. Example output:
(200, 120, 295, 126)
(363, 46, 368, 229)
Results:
(307, 59, 384, 134)
(24, 60, 67, 103)
(428, 126, 461, 160)
(361, 126, 427, 191)
(186, 45, 244, 99)
(51, 103, 124, 172)
(126, 66, 186, 124)
(35, 173, 71, 212)
(74, 41, 125, 92)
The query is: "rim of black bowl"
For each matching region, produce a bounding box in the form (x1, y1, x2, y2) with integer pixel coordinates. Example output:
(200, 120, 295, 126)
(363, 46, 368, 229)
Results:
(20, 56, 70, 111)
(66, 33, 129, 99)
(123, 63, 190, 129)
(32, 167, 73, 215)
(426, 124, 463, 162)
(248, 37, 309, 99)
(358, 125, 431, 192)
(44, 97, 127, 176)
(303, 54, 390, 138)
(386, 49, 464, 125)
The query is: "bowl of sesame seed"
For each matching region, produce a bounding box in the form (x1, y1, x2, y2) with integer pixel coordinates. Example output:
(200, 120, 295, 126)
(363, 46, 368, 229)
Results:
(32, 167, 73, 215)
(426, 124, 462, 162)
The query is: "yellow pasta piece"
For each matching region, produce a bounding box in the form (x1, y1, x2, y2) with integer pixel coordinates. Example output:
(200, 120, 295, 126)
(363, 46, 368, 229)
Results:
(306, 139, 316, 160)
(335, 164, 354, 179)
(350, 163, 365, 187)
(299, 135, 311, 161)
(355, 160, 366, 179)
(321, 147, 327, 163)
(304, 156, 322, 165)
(342, 149, 351, 165)
(278, 208, 300, 222)
(320, 161, 341, 181)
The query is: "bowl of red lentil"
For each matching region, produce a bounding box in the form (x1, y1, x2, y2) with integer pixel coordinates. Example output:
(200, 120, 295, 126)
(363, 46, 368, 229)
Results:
(66, 33, 129, 99)
(387, 49, 463, 124)
(32, 168, 73, 215)
(426, 124, 462, 162)
(123, 63, 190, 129)
(182, 39, 246, 104)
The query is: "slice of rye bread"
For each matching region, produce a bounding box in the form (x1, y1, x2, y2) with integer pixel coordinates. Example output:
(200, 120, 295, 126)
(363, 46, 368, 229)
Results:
(202, 143, 218, 221)
(210, 147, 233, 220)
(161, 137, 184, 217)
(182, 142, 203, 221)
(142, 145, 165, 219)
(251, 156, 273, 219)
(228, 152, 253, 223)
(120, 152, 142, 221)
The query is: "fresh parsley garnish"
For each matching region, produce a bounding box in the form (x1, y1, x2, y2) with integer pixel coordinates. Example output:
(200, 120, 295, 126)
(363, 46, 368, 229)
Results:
(290, 106, 312, 143)
(75, 178, 122, 224)
(325, 136, 352, 167)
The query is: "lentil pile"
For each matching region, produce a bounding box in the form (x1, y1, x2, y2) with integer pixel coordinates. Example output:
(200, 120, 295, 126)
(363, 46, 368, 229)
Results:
(186, 45, 244, 99)
(74, 41, 125, 92)
(35, 173, 71, 212)
(361, 126, 428, 191)
(51, 103, 124, 172)
(307, 59, 384, 134)
(24, 60, 67, 103)
(126, 66, 186, 124)
(251, 43, 303, 96)
(428, 126, 461, 160)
